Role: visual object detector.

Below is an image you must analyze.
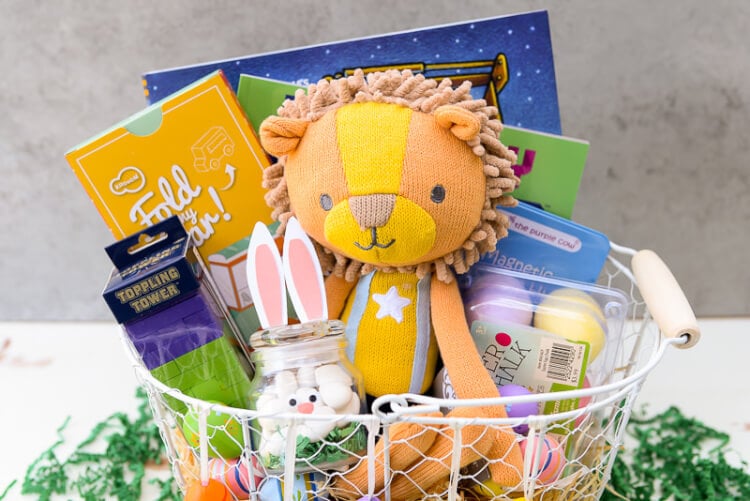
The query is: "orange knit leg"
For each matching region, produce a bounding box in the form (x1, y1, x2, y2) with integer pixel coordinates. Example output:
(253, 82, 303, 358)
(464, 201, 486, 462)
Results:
(334, 413, 441, 497)
(387, 406, 521, 500)
(487, 436, 524, 488)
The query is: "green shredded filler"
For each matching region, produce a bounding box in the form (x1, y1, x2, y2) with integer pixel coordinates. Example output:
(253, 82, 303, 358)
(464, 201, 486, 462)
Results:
(0, 388, 180, 501)
(603, 406, 750, 500)
(264, 421, 368, 470)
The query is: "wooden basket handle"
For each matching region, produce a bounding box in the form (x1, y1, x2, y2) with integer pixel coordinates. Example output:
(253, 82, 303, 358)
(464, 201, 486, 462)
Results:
(631, 249, 700, 348)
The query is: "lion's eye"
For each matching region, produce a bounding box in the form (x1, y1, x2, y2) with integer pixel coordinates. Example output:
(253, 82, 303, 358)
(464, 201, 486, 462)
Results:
(430, 185, 446, 204)
(320, 194, 333, 211)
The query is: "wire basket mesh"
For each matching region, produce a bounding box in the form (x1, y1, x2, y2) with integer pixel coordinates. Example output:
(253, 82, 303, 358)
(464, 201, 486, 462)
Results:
(124, 244, 692, 501)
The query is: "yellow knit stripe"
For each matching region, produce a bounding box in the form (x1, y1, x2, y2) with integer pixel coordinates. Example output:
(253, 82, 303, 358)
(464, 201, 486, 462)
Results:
(342, 271, 437, 396)
(335, 102, 412, 195)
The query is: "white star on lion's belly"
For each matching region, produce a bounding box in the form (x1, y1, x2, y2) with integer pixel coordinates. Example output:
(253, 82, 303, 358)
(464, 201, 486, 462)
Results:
(372, 286, 411, 323)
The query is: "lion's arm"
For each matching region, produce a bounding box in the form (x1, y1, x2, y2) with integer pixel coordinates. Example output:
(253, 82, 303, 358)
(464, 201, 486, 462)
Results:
(429, 276, 505, 405)
(325, 274, 356, 319)
(428, 276, 523, 488)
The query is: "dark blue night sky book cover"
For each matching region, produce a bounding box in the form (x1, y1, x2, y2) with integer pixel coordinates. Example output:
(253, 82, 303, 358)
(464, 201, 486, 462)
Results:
(143, 10, 561, 134)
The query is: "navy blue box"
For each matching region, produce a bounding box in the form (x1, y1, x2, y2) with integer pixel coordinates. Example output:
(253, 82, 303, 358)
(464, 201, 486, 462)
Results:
(103, 216, 202, 325)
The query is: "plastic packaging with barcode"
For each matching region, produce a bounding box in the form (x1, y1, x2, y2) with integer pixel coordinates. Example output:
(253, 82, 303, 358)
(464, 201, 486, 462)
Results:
(451, 265, 629, 409)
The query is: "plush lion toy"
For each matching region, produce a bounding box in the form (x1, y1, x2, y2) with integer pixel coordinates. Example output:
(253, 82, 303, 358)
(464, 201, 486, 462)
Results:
(259, 69, 523, 499)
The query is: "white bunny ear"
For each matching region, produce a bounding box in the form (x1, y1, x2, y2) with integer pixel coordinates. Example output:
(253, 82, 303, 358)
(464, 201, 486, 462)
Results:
(282, 217, 327, 323)
(246, 222, 287, 328)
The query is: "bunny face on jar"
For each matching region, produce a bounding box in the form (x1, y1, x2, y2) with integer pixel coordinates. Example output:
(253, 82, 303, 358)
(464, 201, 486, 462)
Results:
(255, 363, 361, 443)
(245, 219, 366, 472)
(249, 322, 366, 471)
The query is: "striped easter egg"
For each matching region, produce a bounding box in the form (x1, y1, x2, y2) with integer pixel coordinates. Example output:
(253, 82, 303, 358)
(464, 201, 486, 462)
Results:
(208, 455, 264, 499)
(519, 436, 565, 484)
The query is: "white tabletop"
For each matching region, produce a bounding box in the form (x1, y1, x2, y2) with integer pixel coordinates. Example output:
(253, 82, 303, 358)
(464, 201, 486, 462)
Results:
(0, 319, 748, 498)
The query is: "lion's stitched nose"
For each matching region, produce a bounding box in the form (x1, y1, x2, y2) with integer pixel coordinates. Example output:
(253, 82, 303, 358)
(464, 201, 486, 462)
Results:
(349, 194, 396, 230)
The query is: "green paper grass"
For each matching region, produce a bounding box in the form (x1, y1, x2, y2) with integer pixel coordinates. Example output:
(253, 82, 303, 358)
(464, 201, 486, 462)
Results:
(0, 388, 180, 501)
(265, 421, 368, 471)
(603, 406, 750, 501)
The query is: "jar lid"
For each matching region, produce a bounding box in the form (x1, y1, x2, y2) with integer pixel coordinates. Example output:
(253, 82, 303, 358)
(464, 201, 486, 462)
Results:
(250, 319, 345, 350)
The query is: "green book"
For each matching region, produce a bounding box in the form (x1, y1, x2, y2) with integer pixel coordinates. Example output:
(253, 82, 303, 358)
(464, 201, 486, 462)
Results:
(500, 126, 590, 219)
(236, 74, 305, 135)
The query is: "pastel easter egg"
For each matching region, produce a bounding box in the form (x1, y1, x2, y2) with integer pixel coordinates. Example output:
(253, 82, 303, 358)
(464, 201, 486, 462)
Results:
(500, 384, 538, 435)
(208, 455, 264, 499)
(519, 436, 566, 484)
(464, 274, 534, 326)
(434, 372, 537, 434)
(533, 288, 606, 360)
(182, 402, 245, 459)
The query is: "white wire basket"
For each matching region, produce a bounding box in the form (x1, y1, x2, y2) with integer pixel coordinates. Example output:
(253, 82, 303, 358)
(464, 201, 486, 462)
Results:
(124, 244, 699, 501)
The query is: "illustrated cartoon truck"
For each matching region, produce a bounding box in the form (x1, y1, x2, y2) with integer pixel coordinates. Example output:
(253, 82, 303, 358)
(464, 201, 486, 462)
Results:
(191, 126, 235, 172)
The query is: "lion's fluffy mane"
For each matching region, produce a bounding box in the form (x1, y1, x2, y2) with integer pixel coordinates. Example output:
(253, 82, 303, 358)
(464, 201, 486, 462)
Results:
(263, 69, 519, 283)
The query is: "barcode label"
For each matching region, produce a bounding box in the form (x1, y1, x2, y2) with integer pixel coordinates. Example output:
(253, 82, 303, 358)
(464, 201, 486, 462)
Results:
(548, 342, 574, 380)
(535, 338, 587, 386)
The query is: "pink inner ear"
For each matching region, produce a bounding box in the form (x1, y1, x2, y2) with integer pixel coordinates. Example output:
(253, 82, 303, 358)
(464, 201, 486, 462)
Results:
(288, 239, 324, 320)
(256, 246, 285, 327)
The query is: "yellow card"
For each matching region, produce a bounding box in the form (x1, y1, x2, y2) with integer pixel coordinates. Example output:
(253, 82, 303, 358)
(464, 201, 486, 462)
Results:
(66, 71, 272, 260)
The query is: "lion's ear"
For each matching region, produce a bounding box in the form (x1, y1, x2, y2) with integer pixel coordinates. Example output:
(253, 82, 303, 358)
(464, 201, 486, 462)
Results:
(259, 116, 309, 157)
(433, 105, 481, 141)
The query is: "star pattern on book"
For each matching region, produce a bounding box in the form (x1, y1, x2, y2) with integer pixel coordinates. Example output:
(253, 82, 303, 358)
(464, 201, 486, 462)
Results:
(372, 286, 411, 324)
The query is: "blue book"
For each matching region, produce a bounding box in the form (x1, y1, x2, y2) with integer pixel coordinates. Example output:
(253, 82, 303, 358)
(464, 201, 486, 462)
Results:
(143, 10, 562, 134)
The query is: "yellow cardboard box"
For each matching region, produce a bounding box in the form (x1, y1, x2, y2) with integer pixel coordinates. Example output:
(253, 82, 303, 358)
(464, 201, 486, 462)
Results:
(66, 70, 272, 261)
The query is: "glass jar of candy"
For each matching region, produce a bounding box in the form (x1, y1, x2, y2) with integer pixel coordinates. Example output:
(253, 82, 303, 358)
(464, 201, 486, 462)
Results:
(248, 319, 366, 472)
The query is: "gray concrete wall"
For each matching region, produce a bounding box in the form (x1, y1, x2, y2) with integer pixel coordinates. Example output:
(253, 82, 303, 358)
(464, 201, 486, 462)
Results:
(1, 0, 747, 320)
